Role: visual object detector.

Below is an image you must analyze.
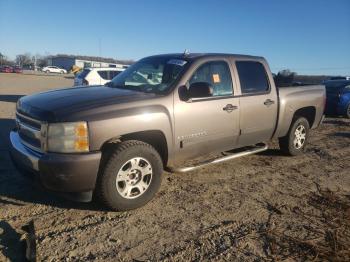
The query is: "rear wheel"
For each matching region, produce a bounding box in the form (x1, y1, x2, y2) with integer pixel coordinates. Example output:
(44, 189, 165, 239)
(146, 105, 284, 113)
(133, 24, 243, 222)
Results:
(96, 140, 163, 211)
(279, 117, 310, 156)
(45, 70, 50, 73)
(346, 103, 350, 119)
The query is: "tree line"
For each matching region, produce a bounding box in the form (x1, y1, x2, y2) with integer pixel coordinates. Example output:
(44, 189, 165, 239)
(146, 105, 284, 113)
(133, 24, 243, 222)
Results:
(0, 52, 134, 69)
(0, 52, 48, 68)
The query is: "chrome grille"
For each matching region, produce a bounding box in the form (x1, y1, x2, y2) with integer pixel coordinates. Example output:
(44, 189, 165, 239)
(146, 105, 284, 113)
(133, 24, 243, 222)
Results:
(16, 112, 44, 153)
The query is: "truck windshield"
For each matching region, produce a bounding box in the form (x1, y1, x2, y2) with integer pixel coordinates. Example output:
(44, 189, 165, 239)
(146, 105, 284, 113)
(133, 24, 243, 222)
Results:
(107, 57, 188, 93)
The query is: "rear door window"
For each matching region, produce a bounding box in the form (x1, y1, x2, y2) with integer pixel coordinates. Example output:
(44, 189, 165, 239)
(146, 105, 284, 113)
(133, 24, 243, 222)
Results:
(236, 61, 270, 94)
(110, 70, 121, 79)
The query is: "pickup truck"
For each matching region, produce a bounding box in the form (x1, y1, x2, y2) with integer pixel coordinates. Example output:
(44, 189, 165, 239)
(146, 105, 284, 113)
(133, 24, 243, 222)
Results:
(10, 53, 326, 211)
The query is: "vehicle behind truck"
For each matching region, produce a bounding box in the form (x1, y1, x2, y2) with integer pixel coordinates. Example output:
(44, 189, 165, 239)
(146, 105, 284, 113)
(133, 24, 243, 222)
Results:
(10, 53, 325, 211)
(324, 80, 350, 118)
(74, 67, 125, 86)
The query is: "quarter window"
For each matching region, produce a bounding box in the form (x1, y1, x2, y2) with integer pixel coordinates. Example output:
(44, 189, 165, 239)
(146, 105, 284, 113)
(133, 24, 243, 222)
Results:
(98, 71, 108, 80)
(189, 61, 233, 96)
(110, 70, 121, 79)
(236, 61, 270, 94)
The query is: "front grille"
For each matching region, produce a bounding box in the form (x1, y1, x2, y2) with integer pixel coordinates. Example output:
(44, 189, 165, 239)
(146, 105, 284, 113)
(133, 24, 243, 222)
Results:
(16, 112, 43, 153)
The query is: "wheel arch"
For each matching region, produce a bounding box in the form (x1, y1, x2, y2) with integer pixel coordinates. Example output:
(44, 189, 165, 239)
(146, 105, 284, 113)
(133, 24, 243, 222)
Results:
(274, 106, 316, 139)
(100, 130, 169, 167)
(293, 106, 316, 127)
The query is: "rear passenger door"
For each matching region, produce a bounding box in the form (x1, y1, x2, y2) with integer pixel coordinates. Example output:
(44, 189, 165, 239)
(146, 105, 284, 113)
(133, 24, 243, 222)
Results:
(235, 61, 278, 146)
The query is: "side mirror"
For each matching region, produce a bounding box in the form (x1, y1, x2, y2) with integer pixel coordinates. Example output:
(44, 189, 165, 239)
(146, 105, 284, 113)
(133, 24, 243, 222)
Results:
(178, 85, 190, 101)
(188, 82, 213, 98)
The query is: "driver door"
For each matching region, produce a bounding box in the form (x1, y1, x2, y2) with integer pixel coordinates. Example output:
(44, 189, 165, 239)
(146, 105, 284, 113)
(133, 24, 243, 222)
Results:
(174, 60, 240, 163)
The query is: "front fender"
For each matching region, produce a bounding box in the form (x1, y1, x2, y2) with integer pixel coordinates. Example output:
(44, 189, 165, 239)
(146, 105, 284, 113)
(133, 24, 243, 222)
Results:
(88, 105, 174, 156)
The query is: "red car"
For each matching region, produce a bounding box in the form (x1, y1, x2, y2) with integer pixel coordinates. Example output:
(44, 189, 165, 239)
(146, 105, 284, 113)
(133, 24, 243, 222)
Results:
(13, 66, 23, 73)
(1, 66, 14, 73)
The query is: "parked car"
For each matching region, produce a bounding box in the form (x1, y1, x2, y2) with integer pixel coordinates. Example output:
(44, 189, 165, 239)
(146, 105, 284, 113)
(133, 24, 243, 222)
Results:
(42, 66, 67, 74)
(1, 65, 14, 73)
(74, 67, 125, 86)
(10, 53, 325, 211)
(324, 80, 350, 118)
(13, 66, 23, 73)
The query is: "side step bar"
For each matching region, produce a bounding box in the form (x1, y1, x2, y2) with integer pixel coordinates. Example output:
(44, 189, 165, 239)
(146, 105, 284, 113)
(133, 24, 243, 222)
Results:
(170, 143, 268, 173)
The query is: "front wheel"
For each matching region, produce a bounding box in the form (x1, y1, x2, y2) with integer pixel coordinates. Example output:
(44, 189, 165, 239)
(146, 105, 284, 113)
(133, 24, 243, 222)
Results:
(279, 117, 310, 156)
(96, 140, 163, 211)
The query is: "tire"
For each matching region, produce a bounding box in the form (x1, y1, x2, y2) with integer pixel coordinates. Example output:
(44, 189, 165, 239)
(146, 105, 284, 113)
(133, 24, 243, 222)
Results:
(60, 70, 64, 74)
(96, 140, 163, 211)
(45, 70, 50, 73)
(279, 117, 310, 156)
(346, 103, 350, 119)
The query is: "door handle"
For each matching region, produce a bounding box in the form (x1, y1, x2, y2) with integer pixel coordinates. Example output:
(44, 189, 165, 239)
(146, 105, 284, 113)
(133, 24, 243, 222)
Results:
(223, 104, 238, 112)
(264, 99, 275, 106)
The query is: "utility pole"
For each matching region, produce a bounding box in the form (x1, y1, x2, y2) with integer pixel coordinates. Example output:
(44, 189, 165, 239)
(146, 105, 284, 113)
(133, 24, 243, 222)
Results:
(98, 38, 101, 68)
(34, 55, 37, 71)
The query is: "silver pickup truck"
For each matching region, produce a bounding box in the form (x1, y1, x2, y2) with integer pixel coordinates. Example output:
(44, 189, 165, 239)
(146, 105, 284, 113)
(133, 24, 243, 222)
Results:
(10, 53, 325, 211)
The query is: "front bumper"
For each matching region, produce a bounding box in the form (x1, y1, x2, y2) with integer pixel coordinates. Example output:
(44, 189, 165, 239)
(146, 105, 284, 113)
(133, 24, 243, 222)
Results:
(9, 131, 102, 202)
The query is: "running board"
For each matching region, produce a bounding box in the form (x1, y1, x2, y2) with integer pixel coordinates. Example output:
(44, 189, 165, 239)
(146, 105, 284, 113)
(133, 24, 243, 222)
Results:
(170, 143, 268, 173)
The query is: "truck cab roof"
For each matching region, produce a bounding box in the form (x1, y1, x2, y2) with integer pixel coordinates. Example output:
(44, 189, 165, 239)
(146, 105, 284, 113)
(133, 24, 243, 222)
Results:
(146, 53, 265, 62)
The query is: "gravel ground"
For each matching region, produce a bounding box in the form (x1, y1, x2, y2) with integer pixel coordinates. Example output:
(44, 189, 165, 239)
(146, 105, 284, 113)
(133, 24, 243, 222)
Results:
(0, 73, 349, 261)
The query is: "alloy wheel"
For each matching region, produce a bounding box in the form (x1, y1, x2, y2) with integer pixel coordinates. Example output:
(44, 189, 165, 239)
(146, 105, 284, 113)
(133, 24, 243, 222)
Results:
(293, 124, 306, 149)
(116, 157, 153, 199)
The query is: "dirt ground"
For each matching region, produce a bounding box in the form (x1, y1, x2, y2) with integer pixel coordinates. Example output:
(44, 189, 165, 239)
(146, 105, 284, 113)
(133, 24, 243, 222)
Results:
(0, 73, 349, 261)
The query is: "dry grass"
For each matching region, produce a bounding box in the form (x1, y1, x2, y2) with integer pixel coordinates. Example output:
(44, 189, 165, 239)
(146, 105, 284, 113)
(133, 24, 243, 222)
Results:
(264, 186, 350, 261)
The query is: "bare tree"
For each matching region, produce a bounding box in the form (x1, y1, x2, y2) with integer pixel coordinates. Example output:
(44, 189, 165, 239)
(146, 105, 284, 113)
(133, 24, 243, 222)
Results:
(0, 52, 4, 66)
(0, 52, 14, 66)
(274, 69, 296, 87)
(35, 54, 48, 67)
(16, 53, 32, 67)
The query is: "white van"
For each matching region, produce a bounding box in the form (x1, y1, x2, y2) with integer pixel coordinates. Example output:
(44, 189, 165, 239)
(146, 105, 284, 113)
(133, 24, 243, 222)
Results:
(74, 67, 125, 86)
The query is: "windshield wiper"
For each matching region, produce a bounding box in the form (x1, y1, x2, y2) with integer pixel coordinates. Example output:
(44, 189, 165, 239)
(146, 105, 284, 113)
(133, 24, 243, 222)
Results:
(106, 83, 161, 94)
(123, 85, 150, 93)
(106, 83, 147, 93)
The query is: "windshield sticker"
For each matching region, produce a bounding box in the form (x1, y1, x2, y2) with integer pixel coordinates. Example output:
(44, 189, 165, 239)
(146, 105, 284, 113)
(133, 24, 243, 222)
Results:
(167, 59, 187, 66)
(213, 74, 221, 83)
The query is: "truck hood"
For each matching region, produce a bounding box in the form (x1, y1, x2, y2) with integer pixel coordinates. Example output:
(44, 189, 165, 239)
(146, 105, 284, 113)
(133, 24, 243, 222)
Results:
(17, 85, 160, 121)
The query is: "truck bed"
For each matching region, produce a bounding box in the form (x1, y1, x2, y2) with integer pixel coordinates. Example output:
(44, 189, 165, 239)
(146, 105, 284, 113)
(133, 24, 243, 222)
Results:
(274, 85, 325, 138)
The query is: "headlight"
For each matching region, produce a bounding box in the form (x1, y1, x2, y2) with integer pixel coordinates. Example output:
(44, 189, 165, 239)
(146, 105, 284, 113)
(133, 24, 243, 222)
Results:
(47, 122, 89, 153)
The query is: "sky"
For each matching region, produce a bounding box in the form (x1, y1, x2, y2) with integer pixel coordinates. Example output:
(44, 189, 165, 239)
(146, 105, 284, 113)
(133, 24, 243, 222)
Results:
(0, 0, 349, 75)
